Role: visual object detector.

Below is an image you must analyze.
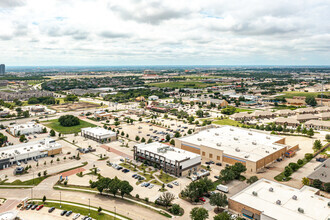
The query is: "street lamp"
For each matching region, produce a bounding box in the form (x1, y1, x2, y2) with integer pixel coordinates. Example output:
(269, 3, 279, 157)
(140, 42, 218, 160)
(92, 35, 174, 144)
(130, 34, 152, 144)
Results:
(60, 191, 62, 208)
(88, 198, 90, 216)
(114, 206, 116, 219)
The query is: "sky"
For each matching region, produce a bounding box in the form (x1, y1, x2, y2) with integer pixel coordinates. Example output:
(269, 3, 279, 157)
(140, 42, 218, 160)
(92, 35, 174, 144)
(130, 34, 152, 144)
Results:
(0, 0, 330, 66)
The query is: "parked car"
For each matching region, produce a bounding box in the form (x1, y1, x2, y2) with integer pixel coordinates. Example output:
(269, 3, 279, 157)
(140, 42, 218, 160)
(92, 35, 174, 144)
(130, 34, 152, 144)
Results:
(132, 174, 137, 178)
(199, 197, 206, 202)
(214, 176, 219, 179)
(172, 181, 179, 186)
(61, 210, 67, 216)
(66, 210, 73, 216)
(216, 162, 222, 166)
(48, 207, 55, 213)
(26, 204, 32, 210)
(72, 213, 80, 220)
(167, 184, 173, 188)
(144, 183, 150, 187)
(31, 204, 38, 210)
(36, 205, 44, 210)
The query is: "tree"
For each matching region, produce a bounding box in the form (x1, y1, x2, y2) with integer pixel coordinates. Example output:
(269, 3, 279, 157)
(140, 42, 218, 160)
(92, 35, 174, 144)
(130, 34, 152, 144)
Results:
(214, 212, 231, 220)
(188, 129, 192, 134)
(98, 206, 102, 215)
(159, 192, 175, 208)
(170, 204, 181, 215)
(302, 127, 307, 134)
(313, 140, 322, 151)
(326, 134, 330, 141)
(64, 94, 79, 102)
(166, 134, 171, 142)
(190, 207, 209, 220)
(174, 131, 180, 138)
(19, 135, 27, 142)
(58, 115, 80, 127)
(43, 170, 47, 176)
(284, 166, 292, 177)
(305, 96, 317, 106)
(289, 162, 299, 172)
(209, 193, 228, 212)
(42, 127, 47, 133)
(297, 159, 304, 166)
(302, 177, 309, 185)
(23, 111, 29, 118)
(42, 195, 46, 203)
(247, 176, 258, 184)
(139, 117, 142, 122)
(307, 128, 314, 137)
(38, 172, 41, 177)
(57, 158, 60, 162)
(119, 180, 133, 198)
(221, 106, 236, 115)
(196, 110, 204, 118)
(324, 183, 330, 193)
(312, 179, 322, 189)
(108, 177, 121, 197)
(135, 136, 140, 141)
(50, 129, 56, 137)
(305, 153, 313, 161)
(141, 137, 146, 143)
(170, 139, 175, 145)
(0, 133, 8, 146)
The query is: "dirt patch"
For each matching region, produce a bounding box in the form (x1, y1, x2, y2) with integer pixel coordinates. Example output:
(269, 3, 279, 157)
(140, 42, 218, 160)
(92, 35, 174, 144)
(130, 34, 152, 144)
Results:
(52, 102, 100, 112)
(60, 167, 85, 177)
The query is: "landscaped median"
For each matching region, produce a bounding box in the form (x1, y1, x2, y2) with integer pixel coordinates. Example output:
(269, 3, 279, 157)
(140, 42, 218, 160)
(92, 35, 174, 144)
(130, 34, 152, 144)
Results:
(29, 199, 130, 220)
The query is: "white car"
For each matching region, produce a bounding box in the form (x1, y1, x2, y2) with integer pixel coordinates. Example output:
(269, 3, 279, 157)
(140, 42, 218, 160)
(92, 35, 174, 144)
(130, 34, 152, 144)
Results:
(72, 213, 80, 220)
(172, 181, 179, 186)
(148, 184, 154, 189)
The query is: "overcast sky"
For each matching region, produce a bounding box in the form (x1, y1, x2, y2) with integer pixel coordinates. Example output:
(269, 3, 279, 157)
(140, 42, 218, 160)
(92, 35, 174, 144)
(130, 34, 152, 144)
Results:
(1, 0, 329, 66)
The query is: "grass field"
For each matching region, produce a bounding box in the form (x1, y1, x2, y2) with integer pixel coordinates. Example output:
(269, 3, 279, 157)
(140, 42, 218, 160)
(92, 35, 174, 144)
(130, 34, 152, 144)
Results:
(212, 119, 242, 126)
(156, 173, 177, 184)
(43, 119, 96, 134)
(148, 81, 218, 88)
(0, 175, 49, 186)
(236, 108, 254, 112)
(279, 91, 330, 98)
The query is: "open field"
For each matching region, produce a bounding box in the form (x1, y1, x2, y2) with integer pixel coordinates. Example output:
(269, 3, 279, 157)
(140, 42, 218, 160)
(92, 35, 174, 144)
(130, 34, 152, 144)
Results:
(51, 101, 100, 111)
(148, 81, 218, 88)
(43, 119, 96, 134)
(212, 119, 242, 126)
(279, 91, 330, 98)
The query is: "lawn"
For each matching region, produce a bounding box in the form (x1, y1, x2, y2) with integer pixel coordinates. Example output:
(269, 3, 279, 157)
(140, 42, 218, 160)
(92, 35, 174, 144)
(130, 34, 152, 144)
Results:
(0, 175, 49, 186)
(212, 119, 242, 127)
(43, 119, 96, 134)
(156, 173, 177, 184)
(279, 91, 330, 98)
(235, 108, 254, 113)
(148, 81, 217, 88)
(35, 201, 125, 220)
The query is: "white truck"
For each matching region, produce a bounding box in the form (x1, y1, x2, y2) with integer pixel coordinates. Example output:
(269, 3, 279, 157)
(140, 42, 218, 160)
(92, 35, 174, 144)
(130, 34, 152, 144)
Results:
(216, 184, 229, 193)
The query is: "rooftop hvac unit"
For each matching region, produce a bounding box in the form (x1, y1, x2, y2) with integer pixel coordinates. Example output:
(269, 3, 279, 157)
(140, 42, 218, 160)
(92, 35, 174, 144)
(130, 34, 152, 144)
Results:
(292, 195, 297, 200)
(266, 136, 270, 139)
(244, 155, 250, 158)
(230, 128, 234, 131)
(276, 200, 281, 205)
(328, 202, 330, 207)
(215, 133, 219, 136)
(252, 191, 258, 196)
(266, 151, 269, 153)
(216, 143, 221, 146)
(273, 147, 277, 150)
(248, 132, 252, 135)
(298, 208, 304, 213)
(197, 138, 202, 141)
(234, 137, 238, 141)
(252, 141, 257, 145)
(269, 187, 274, 192)
(235, 148, 240, 152)
(207, 130, 210, 132)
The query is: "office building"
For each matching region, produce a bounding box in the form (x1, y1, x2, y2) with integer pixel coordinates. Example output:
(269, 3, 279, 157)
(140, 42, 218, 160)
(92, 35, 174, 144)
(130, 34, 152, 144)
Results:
(0, 64, 5, 74)
(134, 142, 201, 177)
(8, 122, 43, 136)
(175, 126, 298, 173)
(0, 138, 62, 170)
(229, 178, 330, 220)
(81, 127, 117, 143)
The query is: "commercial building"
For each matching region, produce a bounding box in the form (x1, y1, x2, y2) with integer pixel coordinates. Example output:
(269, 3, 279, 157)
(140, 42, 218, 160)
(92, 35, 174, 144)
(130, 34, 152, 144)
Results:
(94, 110, 112, 119)
(175, 126, 298, 173)
(304, 120, 330, 130)
(133, 142, 201, 177)
(0, 64, 5, 74)
(81, 127, 116, 143)
(0, 90, 53, 101)
(228, 178, 330, 220)
(307, 158, 329, 187)
(8, 122, 43, 136)
(274, 117, 300, 128)
(0, 138, 62, 170)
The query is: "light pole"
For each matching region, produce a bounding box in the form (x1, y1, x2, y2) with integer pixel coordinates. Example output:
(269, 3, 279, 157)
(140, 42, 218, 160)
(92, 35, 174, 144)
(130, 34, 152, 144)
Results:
(114, 206, 116, 219)
(60, 191, 62, 208)
(88, 198, 90, 216)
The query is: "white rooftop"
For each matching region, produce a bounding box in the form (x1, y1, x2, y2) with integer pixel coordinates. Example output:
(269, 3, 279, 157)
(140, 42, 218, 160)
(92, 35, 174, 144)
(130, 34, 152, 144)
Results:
(135, 142, 200, 162)
(81, 127, 116, 136)
(230, 178, 330, 220)
(0, 138, 60, 160)
(179, 126, 288, 162)
(9, 122, 42, 130)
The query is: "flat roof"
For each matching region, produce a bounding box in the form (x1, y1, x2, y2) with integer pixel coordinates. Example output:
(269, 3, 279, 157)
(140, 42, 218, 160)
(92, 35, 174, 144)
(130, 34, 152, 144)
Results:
(179, 126, 288, 162)
(9, 122, 42, 130)
(230, 178, 330, 220)
(135, 142, 201, 162)
(0, 138, 61, 160)
(81, 127, 116, 136)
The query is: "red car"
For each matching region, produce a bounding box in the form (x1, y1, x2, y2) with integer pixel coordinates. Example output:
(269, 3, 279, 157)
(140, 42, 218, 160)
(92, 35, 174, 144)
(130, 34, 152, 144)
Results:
(199, 197, 206, 202)
(36, 205, 44, 211)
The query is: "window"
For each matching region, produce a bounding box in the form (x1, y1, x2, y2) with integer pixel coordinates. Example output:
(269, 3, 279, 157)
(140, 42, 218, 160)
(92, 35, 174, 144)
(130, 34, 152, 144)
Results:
(217, 156, 220, 160)
(202, 151, 205, 156)
(209, 153, 213, 158)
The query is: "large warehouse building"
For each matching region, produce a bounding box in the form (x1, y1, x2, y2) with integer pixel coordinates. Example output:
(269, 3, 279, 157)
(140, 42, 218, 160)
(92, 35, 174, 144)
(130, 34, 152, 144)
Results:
(0, 138, 62, 170)
(175, 126, 298, 173)
(8, 122, 43, 136)
(228, 178, 330, 220)
(81, 127, 117, 143)
(134, 142, 201, 177)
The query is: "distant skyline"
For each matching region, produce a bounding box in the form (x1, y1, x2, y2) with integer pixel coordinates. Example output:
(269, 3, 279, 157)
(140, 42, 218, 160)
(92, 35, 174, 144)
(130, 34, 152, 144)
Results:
(1, 0, 330, 66)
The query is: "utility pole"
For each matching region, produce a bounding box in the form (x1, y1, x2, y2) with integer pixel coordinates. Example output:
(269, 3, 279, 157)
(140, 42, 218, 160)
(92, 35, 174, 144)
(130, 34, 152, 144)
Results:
(88, 198, 90, 216)
(60, 191, 61, 208)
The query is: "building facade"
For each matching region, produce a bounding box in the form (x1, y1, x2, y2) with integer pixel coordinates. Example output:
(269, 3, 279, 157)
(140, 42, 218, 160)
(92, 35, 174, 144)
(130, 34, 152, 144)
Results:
(133, 142, 201, 177)
(81, 127, 117, 143)
(8, 122, 43, 136)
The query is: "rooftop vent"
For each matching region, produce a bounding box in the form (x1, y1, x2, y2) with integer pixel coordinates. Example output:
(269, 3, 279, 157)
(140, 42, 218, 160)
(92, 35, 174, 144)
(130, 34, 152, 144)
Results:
(252, 191, 258, 196)
(234, 137, 238, 141)
(216, 143, 221, 147)
(230, 128, 234, 131)
(266, 151, 269, 153)
(248, 132, 252, 135)
(266, 136, 270, 139)
(197, 138, 202, 141)
(215, 133, 219, 136)
(269, 187, 274, 192)
(276, 200, 281, 205)
(252, 141, 257, 145)
(292, 195, 297, 200)
(298, 208, 304, 213)
(235, 148, 240, 152)
(244, 155, 250, 158)
(273, 147, 277, 150)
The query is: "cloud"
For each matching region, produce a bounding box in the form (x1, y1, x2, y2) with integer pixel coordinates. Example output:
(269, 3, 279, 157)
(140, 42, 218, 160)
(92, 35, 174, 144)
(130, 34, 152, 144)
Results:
(99, 31, 130, 39)
(0, 0, 26, 8)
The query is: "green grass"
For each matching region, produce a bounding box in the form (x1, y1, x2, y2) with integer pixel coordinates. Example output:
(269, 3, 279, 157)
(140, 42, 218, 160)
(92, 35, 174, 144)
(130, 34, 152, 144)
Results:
(33, 201, 127, 220)
(148, 81, 218, 88)
(150, 179, 162, 186)
(236, 108, 254, 112)
(0, 175, 49, 186)
(156, 173, 177, 184)
(279, 91, 330, 98)
(43, 119, 97, 134)
(274, 173, 292, 182)
(212, 119, 242, 126)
